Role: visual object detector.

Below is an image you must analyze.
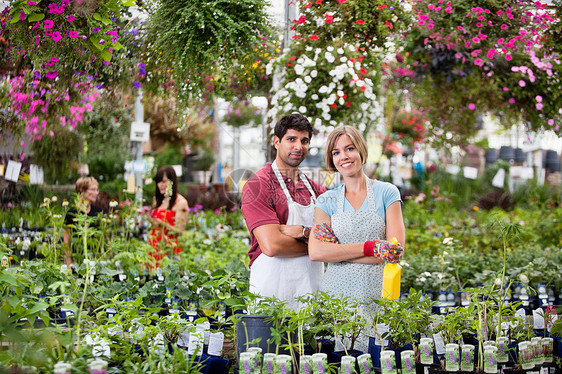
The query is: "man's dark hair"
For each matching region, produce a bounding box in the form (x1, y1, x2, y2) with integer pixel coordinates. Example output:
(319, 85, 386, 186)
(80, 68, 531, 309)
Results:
(273, 113, 313, 140)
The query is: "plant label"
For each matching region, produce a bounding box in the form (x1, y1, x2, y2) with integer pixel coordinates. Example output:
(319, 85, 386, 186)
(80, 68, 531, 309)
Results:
(5, 160, 22, 182)
(445, 343, 460, 372)
(483, 346, 497, 374)
(492, 168, 505, 188)
(29, 164, 44, 185)
(401, 350, 416, 374)
(532, 308, 545, 329)
(433, 333, 446, 355)
(463, 166, 478, 180)
(380, 350, 397, 374)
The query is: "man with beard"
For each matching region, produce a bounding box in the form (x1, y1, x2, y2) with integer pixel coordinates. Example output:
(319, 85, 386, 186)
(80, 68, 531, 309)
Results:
(241, 114, 327, 310)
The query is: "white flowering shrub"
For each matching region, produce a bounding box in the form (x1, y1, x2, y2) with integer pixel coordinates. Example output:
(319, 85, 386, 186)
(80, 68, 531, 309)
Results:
(269, 43, 382, 134)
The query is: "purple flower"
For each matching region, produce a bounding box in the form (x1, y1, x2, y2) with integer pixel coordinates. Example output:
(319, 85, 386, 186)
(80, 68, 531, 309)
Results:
(133, 81, 141, 89)
(129, 28, 138, 35)
(107, 30, 117, 36)
(46, 71, 57, 79)
(99, 39, 105, 45)
(96, 84, 104, 89)
(468, 103, 476, 110)
(44, 19, 54, 29)
(92, 27, 100, 33)
(19, 10, 26, 21)
(509, 98, 515, 104)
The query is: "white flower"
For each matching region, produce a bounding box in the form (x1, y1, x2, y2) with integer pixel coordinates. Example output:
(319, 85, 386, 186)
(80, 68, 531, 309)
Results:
(494, 278, 503, 287)
(325, 52, 335, 63)
(419, 277, 427, 282)
(299, 106, 307, 113)
(310, 69, 318, 78)
(304, 76, 312, 83)
(518, 274, 529, 284)
(443, 237, 454, 245)
(62, 200, 69, 207)
(340, 57, 347, 63)
(294, 64, 305, 75)
(51, 196, 58, 202)
(318, 85, 329, 94)
(109, 200, 118, 208)
(422, 272, 432, 277)
(311, 94, 319, 100)
(326, 46, 334, 52)
(337, 47, 344, 54)
(315, 118, 322, 127)
(443, 251, 449, 256)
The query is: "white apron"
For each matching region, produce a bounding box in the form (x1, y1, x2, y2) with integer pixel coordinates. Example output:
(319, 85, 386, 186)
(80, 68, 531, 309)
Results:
(249, 161, 324, 310)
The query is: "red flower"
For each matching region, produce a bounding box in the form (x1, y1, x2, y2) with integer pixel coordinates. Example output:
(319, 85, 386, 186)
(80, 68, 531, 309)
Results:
(325, 14, 334, 24)
(289, 56, 297, 61)
(356, 19, 365, 25)
(309, 34, 319, 40)
(316, 0, 322, 3)
(360, 68, 367, 74)
(331, 103, 337, 108)
(337, 0, 347, 3)
(378, 4, 388, 9)
(385, 20, 393, 29)
(304, 2, 312, 7)
(292, 34, 301, 40)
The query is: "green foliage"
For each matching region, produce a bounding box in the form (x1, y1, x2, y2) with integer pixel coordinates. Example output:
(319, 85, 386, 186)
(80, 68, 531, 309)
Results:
(153, 143, 184, 172)
(30, 126, 82, 184)
(145, 0, 274, 98)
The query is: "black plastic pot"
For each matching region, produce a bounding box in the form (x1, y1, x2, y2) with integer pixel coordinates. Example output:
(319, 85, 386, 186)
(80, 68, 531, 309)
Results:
(235, 314, 275, 359)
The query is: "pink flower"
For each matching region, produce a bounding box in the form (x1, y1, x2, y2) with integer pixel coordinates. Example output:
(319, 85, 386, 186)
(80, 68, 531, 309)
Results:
(427, 23, 434, 29)
(428, 4, 435, 9)
(478, 16, 485, 20)
(536, 95, 542, 102)
(548, 119, 554, 126)
(503, 87, 509, 91)
(501, 24, 508, 29)
(497, 10, 503, 15)
(457, 26, 464, 30)
(44, 19, 54, 29)
(27, 0, 37, 4)
(67, 15, 75, 22)
(498, 38, 505, 44)
(51, 32, 62, 42)
(46, 71, 57, 79)
(474, 58, 483, 66)
(536, 103, 543, 110)
(468, 103, 476, 110)
(445, 7, 452, 13)
(505, 54, 512, 61)
(472, 37, 480, 43)
(509, 98, 515, 104)
(68, 30, 79, 38)
(476, 22, 482, 27)
(519, 80, 526, 87)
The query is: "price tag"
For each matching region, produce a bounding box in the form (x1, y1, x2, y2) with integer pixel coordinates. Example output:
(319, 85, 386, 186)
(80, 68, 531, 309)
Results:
(374, 324, 389, 347)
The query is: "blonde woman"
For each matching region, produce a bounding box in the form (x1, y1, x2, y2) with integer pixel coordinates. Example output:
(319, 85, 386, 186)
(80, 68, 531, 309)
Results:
(63, 177, 103, 266)
(309, 125, 405, 351)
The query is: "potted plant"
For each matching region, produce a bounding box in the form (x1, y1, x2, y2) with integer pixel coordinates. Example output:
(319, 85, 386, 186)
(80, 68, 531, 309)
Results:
(369, 288, 436, 372)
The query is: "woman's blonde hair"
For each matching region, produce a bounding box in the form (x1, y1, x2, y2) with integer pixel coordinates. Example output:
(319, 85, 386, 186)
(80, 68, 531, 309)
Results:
(324, 125, 368, 173)
(75, 177, 98, 194)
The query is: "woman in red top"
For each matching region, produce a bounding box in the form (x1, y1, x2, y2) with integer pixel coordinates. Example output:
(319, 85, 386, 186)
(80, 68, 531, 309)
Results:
(148, 166, 189, 268)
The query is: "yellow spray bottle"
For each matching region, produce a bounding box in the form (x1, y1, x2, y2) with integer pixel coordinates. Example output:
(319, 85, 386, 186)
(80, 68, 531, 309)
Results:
(381, 237, 401, 300)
